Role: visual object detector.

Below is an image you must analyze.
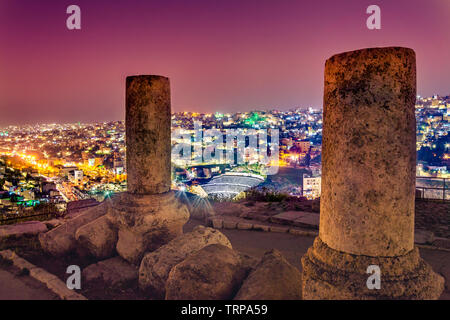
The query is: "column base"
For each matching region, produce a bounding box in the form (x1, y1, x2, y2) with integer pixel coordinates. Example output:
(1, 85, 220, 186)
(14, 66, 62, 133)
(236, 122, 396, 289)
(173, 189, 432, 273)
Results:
(301, 237, 444, 300)
(108, 191, 190, 264)
(75, 191, 190, 265)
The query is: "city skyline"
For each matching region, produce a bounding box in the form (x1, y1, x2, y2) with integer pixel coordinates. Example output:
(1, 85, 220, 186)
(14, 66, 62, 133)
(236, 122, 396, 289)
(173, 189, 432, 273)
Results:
(1, 0, 449, 126)
(1, 0, 449, 303)
(0, 93, 448, 129)
(1, 93, 447, 221)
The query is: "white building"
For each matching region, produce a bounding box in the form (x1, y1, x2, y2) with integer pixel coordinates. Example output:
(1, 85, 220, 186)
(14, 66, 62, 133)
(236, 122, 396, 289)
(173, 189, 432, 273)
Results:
(69, 170, 83, 183)
(302, 174, 321, 200)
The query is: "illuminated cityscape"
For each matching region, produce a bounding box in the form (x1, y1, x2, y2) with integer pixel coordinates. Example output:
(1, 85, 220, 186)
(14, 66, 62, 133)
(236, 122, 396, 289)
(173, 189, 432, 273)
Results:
(1, 0, 450, 304)
(0, 95, 448, 219)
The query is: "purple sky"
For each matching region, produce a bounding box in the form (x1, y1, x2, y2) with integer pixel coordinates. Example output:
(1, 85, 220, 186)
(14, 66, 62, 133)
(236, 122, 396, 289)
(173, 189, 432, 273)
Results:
(0, 0, 449, 126)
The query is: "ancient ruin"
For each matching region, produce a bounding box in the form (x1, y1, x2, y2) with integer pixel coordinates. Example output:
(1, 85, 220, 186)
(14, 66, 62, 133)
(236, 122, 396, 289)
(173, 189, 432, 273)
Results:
(40, 75, 190, 265)
(36, 58, 446, 300)
(35, 74, 304, 300)
(125, 75, 171, 194)
(301, 47, 444, 299)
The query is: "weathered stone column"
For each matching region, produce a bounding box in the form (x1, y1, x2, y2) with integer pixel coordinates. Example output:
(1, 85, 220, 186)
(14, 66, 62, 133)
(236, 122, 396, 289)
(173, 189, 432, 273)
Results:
(74, 75, 189, 265)
(321, 48, 416, 256)
(126, 75, 171, 194)
(301, 47, 444, 299)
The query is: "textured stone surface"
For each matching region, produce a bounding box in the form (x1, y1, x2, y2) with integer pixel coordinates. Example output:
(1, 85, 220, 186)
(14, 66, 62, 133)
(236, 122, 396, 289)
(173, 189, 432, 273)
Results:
(29, 267, 59, 283)
(0, 250, 86, 300)
(237, 222, 253, 230)
(302, 47, 444, 300)
(45, 278, 86, 300)
(139, 225, 232, 299)
(433, 238, 450, 249)
(272, 211, 319, 229)
(252, 224, 270, 232)
(211, 218, 223, 229)
(83, 256, 138, 288)
(75, 214, 118, 260)
(223, 220, 237, 229)
(0, 249, 15, 260)
(302, 237, 444, 300)
(9, 254, 37, 271)
(289, 228, 318, 237)
(108, 192, 189, 265)
(270, 211, 303, 224)
(320, 47, 416, 257)
(235, 249, 302, 300)
(269, 226, 289, 233)
(294, 212, 319, 229)
(414, 230, 434, 245)
(0, 221, 47, 238)
(415, 201, 450, 239)
(165, 244, 255, 300)
(44, 219, 63, 230)
(126, 75, 171, 194)
(39, 202, 109, 256)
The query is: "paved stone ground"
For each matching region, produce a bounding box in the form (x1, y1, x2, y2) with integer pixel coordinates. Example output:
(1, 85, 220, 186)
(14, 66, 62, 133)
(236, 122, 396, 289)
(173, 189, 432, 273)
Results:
(0, 266, 59, 300)
(0, 217, 447, 300)
(213, 199, 449, 239)
(185, 219, 450, 300)
(415, 201, 450, 239)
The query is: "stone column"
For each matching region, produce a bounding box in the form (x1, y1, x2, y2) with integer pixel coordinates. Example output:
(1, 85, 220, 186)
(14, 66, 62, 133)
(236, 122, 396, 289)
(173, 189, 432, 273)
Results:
(74, 75, 189, 265)
(126, 75, 171, 194)
(301, 47, 444, 299)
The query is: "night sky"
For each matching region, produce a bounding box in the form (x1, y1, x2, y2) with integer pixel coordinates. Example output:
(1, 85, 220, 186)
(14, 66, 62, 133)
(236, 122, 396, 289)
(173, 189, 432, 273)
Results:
(0, 0, 449, 126)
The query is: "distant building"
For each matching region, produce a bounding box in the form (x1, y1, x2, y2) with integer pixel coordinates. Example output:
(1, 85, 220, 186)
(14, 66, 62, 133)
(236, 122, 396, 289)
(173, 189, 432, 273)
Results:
(303, 173, 321, 200)
(114, 166, 124, 175)
(88, 157, 103, 167)
(113, 153, 124, 174)
(60, 166, 78, 177)
(281, 138, 293, 149)
(41, 181, 57, 194)
(94, 157, 104, 167)
(295, 140, 311, 153)
(69, 170, 83, 183)
(201, 172, 264, 200)
(17, 188, 35, 200)
(3, 180, 12, 191)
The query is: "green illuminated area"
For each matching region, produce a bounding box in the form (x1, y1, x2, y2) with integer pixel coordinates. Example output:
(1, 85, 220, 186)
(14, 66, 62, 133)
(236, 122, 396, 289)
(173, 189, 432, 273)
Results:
(244, 112, 266, 126)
